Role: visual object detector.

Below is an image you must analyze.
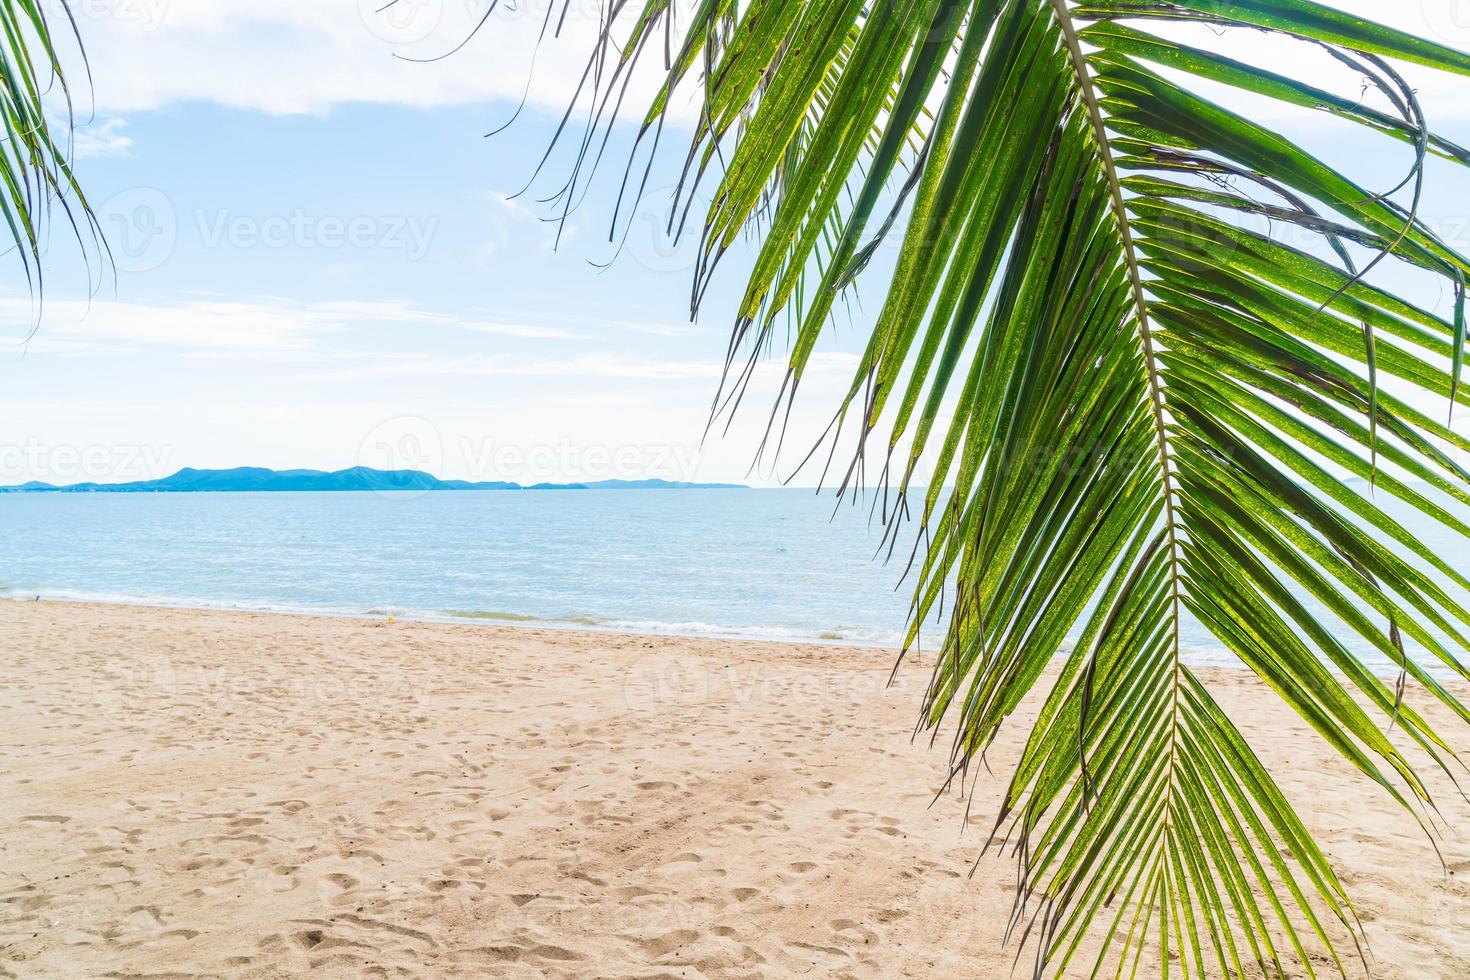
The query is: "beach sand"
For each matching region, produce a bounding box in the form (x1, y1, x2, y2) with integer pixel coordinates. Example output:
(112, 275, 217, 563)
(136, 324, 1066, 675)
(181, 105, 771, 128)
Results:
(3, 600, 1468, 978)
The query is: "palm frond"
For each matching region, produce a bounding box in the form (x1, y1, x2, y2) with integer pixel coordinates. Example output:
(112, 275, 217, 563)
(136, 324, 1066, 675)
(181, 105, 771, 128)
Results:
(494, 1, 1470, 975)
(0, 0, 102, 297)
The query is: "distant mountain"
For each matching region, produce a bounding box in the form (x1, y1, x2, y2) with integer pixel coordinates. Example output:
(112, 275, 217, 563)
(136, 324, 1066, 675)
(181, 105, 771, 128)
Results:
(0, 467, 746, 494)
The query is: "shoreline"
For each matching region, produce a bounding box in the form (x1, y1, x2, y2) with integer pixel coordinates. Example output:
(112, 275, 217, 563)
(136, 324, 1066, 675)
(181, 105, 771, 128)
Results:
(1, 591, 904, 651)
(5, 600, 1468, 977)
(0, 593, 1437, 677)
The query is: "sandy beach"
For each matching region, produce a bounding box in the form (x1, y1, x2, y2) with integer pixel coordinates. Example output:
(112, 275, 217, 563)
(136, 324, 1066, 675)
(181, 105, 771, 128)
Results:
(3, 600, 1468, 978)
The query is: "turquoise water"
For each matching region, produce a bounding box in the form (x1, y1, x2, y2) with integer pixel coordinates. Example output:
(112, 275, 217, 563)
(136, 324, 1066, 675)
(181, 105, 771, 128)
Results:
(0, 488, 1464, 673)
(0, 490, 925, 647)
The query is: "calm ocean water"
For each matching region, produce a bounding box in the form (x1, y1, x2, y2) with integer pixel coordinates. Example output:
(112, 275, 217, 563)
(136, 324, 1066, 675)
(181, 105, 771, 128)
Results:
(1, 488, 1464, 673)
(0, 490, 925, 647)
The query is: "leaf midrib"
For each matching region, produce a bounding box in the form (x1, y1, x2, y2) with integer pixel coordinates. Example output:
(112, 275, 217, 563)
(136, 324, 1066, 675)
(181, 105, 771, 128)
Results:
(1048, 0, 1183, 627)
(1048, 0, 1187, 844)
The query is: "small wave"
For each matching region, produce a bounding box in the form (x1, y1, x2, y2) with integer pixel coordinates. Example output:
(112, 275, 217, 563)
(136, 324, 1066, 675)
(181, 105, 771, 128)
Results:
(442, 609, 541, 623)
(557, 614, 608, 627)
(0, 589, 898, 646)
(549, 614, 905, 647)
(0, 588, 1281, 668)
(2, 586, 183, 607)
(0, 587, 393, 622)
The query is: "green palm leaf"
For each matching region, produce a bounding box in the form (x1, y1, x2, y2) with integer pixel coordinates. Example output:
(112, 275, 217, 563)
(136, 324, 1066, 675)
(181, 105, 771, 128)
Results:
(0, 0, 101, 295)
(487, 1, 1470, 974)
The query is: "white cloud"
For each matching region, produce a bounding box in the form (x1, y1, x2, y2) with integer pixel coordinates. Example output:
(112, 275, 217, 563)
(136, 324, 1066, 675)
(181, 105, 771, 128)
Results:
(0, 294, 594, 356)
(303, 299, 452, 324)
(0, 287, 887, 485)
(600, 318, 710, 338)
(0, 294, 709, 366)
(52, 1, 1470, 123)
(477, 191, 566, 261)
(280, 352, 727, 386)
(280, 346, 858, 388)
(460, 321, 580, 340)
(72, 117, 134, 157)
(0, 296, 341, 353)
(63, 0, 688, 118)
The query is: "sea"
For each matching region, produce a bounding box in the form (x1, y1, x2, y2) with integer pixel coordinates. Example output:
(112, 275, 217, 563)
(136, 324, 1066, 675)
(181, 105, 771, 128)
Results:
(1, 487, 1465, 674)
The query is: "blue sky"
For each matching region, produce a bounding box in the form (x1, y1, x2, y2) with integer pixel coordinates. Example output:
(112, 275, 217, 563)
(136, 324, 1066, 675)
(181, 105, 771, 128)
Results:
(2, 1, 1469, 487)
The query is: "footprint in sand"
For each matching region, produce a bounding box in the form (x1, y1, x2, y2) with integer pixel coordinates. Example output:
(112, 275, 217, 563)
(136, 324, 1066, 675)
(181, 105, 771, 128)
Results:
(830, 918, 880, 944)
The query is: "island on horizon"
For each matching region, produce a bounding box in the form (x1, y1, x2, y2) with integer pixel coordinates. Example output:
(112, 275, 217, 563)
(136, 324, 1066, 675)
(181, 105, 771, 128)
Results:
(0, 466, 748, 494)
